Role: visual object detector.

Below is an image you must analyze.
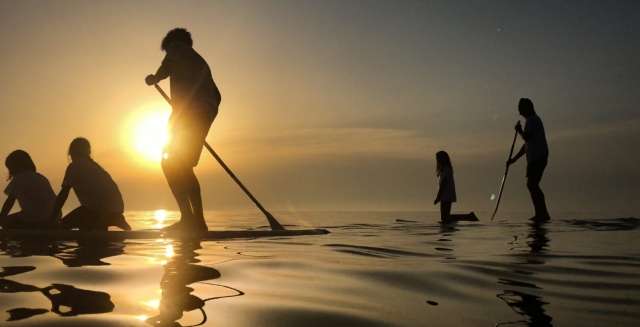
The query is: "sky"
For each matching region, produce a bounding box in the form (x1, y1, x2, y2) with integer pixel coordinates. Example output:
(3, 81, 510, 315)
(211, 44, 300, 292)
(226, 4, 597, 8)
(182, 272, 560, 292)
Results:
(0, 0, 639, 213)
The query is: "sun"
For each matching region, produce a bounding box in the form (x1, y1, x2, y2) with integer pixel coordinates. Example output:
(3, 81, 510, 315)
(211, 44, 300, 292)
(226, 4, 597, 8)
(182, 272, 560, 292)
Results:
(133, 111, 171, 161)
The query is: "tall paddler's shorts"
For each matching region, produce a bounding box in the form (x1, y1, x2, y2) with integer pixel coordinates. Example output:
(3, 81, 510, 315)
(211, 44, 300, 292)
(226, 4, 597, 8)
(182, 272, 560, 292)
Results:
(526, 157, 548, 181)
(163, 107, 217, 167)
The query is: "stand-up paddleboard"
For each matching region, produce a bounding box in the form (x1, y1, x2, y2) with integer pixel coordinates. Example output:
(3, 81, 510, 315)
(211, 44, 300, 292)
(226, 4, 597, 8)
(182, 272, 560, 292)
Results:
(445, 213, 479, 222)
(396, 212, 479, 223)
(0, 228, 329, 240)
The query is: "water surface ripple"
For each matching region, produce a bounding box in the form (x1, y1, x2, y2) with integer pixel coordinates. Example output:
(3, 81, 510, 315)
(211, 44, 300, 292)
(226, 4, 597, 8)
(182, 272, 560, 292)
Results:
(0, 211, 638, 326)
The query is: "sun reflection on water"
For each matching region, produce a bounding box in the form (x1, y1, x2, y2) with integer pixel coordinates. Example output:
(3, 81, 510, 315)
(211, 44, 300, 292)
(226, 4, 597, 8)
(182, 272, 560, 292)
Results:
(154, 210, 167, 229)
(165, 245, 175, 258)
(141, 299, 160, 309)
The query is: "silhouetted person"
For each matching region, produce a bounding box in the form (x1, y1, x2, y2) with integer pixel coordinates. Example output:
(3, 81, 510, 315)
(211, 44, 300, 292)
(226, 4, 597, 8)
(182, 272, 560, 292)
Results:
(50, 138, 131, 231)
(433, 151, 478, 223)
(145, 28, 221, 231)
(506, 98, 550, 222)
(0, 150, 60, 229)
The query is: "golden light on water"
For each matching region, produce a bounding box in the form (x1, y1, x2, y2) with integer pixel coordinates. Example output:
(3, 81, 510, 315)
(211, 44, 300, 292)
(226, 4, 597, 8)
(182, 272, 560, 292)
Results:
(140, 299, 160, 309)
(154, 210, 167, 229)
(165, 245, 175, 258)
(135, 315, 149, 321)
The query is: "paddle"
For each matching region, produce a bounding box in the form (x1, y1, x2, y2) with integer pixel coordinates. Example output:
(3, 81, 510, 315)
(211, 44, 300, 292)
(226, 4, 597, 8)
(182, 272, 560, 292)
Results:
(491, 121, 520, 221)
(153, 84, 286, 231)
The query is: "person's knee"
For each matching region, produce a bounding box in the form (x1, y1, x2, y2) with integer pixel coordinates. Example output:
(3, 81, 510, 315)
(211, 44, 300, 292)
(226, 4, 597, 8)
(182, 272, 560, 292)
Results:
(527, 178, 540, 191)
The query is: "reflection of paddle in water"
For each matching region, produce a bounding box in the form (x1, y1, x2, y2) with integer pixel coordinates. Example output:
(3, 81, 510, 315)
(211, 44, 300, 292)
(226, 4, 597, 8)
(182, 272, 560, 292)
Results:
(496, 290, 553, 327)
(145, 240, 244, 327)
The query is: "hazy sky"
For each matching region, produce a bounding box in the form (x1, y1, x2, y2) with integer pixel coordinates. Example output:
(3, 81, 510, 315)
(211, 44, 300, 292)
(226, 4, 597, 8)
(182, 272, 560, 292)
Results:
(1, 0, 639, 213)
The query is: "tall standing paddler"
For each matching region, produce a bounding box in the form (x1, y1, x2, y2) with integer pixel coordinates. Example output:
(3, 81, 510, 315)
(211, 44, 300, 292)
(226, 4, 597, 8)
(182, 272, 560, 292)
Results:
(145, 28, 221, 231)
(506, 98, 550, 222)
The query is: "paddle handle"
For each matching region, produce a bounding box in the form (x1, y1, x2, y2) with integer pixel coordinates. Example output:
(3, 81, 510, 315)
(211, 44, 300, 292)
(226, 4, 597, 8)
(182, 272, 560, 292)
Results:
(491, 121, 520, 220)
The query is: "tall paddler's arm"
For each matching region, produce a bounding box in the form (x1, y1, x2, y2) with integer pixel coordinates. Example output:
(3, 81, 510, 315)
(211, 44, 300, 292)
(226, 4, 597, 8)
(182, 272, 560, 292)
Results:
(50, 186, 70, 222)
(145, 59, 176, 85)
(507, 144, 526, 166)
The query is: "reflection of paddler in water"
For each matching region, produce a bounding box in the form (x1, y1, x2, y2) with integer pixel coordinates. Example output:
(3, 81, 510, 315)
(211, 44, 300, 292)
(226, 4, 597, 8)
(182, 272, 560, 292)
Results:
(496, 222, 552, 326)
(527, 221, 550, 254)
(145, 27, 222, 232)
(146, 240, 243, 327)
(0, 266, 114, 321)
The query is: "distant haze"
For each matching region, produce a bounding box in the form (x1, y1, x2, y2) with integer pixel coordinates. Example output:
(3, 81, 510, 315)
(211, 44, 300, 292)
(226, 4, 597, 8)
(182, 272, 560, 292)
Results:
(1, 1, 639, 213)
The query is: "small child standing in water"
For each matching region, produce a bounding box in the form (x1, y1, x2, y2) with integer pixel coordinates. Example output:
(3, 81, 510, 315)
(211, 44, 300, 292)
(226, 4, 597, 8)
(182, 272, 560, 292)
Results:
(0, 150, 60, 229)
(49, 138, 131, 231)
(433, 151, 478, 223)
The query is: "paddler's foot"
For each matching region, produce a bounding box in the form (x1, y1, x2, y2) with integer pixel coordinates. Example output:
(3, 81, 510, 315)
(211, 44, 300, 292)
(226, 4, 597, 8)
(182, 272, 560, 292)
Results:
(113, 214, 132, 231)
(162, 220, 208, 231)
(162, 220, 185, 231)
(468, 212, 479, 221)
(528, 214, 550, 222)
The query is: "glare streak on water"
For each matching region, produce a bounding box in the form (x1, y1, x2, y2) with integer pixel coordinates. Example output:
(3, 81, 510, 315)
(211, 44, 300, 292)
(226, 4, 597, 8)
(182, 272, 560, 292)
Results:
(0, 211, 638, 327)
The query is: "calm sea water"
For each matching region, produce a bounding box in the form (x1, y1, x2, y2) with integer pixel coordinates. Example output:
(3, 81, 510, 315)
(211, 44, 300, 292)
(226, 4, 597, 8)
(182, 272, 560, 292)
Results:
(0, 211, 638, 327)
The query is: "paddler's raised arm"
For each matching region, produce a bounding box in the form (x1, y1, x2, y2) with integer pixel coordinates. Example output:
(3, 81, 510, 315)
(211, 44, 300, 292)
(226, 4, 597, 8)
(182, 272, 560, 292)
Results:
(145, 59, 176, 86)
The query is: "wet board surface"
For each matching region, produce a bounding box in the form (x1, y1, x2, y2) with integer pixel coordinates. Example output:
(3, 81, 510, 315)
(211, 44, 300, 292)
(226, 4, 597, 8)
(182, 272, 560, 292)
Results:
(0, 228, 330, 240)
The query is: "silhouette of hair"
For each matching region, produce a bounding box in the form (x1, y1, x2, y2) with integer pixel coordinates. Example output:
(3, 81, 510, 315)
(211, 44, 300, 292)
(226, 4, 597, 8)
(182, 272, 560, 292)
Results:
(519, 98, 536, 116)
(5, 150, 36, 180)
(161, 28, 193, 51)
(435, 151, 453, 177)
(68, 138, 106, 172)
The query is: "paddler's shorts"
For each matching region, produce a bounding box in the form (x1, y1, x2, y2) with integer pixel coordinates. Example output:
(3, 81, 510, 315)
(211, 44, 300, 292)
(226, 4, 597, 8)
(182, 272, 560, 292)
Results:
(526, 157, 547, 181)
(163, 107, 217, 167)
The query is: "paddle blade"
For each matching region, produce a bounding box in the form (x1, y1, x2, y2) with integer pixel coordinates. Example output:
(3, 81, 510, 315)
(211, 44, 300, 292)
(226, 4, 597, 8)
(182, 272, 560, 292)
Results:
(491, 171, 509, 221)
(265, 211, 286, 231)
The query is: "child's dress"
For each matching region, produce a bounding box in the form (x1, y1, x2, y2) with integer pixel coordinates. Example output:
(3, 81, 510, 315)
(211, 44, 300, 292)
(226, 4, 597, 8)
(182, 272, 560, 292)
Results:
(438, 166, 457, 203)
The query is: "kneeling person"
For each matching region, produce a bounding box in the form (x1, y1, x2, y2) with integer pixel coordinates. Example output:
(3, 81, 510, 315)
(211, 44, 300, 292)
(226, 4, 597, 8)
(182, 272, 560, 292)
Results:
(50, 138, 131, 231)
(0, 150, 60, 229)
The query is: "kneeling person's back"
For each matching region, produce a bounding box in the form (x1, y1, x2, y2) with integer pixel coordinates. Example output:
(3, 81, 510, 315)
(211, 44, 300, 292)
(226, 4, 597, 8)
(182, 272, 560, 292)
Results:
(63, 158, 124, 214)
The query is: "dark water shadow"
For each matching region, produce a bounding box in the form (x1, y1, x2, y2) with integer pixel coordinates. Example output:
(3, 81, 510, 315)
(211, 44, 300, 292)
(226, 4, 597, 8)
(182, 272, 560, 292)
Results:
(497, 222, 553, 326)
(0, 237, 125, 322)
(0, 237, 125, 267)
(0, 266, 115, 321)
(145, 239, 243, 327)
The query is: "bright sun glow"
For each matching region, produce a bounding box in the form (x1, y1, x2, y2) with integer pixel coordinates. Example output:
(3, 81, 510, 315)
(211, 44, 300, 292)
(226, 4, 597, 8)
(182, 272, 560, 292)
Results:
(134, 111, 171, 161)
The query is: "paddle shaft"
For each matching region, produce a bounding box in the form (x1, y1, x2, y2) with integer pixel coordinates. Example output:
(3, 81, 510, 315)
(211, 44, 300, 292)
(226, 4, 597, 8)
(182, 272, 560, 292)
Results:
(491, 122, 520, 220)
(153, 84, 285, 230)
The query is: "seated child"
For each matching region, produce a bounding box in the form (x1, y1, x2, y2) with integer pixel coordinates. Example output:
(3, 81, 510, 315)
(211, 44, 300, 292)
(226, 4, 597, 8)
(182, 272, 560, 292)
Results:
(49, 138, 131, 231)
(0, 150, 60, 229)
